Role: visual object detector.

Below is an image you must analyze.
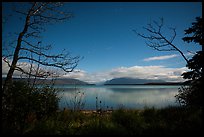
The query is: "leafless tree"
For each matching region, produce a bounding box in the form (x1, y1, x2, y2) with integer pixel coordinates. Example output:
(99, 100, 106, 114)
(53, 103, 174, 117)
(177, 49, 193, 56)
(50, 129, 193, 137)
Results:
(133, 17, 189, 64)
(2, 2, 81, 93)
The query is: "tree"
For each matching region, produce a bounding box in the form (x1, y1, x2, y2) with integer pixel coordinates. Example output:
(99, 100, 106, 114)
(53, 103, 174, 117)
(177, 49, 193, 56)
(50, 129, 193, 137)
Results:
(2, 2, 81, 95)
(182, 17, 203, 81)
(176, 17, 203, 107)
(134, 17, 203, 107)
(182, 17, 203, 47)
(2, 2, 81, 134)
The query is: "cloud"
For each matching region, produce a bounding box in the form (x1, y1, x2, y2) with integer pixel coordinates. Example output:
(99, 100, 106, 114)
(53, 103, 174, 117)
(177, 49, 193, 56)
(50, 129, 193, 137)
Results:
(62, 65, 188, 83)
(108, 65, 188, 82)
(62, 70, 111, 83)
(62, 69, 87, 79)
(2, 58, 10, 77)
(2, 58, 26, 78)
(2, 58, 189, 83)
(143, 54, 179, 61)
(2, 58, 60, 78)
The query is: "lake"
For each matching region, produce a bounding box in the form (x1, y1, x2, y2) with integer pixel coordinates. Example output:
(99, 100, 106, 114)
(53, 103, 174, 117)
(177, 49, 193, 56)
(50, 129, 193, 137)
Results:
(55, 85, 181, 110)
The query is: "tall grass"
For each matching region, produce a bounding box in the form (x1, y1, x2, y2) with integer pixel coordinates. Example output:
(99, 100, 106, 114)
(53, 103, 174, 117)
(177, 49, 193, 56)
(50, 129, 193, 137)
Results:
(22, 106, 202, 135)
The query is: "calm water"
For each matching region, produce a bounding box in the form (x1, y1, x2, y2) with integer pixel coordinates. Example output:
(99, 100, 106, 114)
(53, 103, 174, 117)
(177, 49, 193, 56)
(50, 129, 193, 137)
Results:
(55, 85, 181, 110)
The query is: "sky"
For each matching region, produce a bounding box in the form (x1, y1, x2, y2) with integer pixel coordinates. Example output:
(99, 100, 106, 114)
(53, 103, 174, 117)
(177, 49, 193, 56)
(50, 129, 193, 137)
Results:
(2, 2, 202, 83)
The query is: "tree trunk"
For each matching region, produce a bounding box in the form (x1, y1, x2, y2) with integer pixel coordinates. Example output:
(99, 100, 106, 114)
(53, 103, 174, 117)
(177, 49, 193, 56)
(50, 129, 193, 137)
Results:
(2, 10, 31, 94)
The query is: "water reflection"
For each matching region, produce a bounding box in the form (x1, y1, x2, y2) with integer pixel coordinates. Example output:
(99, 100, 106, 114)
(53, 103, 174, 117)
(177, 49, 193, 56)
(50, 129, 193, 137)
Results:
(108, 88, 178, 108)
(57, 85, 180, 110)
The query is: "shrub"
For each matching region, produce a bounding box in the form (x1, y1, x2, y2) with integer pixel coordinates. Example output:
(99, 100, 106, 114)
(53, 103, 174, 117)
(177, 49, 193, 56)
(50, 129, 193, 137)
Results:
(175, 78, 203, 108)
(2, 81, 59, 134)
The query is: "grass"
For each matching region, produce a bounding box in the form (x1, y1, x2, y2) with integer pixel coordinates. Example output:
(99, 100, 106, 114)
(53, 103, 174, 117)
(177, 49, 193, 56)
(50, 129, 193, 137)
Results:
(20, 106, 202, 135)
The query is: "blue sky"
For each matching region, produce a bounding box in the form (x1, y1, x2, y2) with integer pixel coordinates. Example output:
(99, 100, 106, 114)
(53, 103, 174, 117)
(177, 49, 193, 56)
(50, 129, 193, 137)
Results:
(2, 2, 202, 83)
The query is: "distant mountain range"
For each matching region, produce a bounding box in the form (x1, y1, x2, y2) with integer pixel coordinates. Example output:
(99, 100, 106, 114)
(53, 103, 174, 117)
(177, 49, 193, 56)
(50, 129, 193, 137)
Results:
(2, 77, 183, 85)
(2, 77, 90, 85)
(104, 77, 183, 85)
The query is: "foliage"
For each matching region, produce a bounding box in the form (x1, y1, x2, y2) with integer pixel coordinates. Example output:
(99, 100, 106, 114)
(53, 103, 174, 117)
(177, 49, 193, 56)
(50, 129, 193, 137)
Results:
(20, 106, 202, 135)
(176, 77, 203, 107)
(2, 81, 59, 135)
(182, 51, 203, 80)
(175, 17, 203, 108)
(182, 17, 203, 45)
(111, 108, 145, 135)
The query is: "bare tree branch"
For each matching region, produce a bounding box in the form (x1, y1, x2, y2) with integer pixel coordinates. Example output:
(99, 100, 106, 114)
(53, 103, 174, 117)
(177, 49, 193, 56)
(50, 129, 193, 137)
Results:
(17, 56, 80, 73)
(21, 40, 51, 50)
(2, 2, 79, 94)
(133, 18, 189, 64)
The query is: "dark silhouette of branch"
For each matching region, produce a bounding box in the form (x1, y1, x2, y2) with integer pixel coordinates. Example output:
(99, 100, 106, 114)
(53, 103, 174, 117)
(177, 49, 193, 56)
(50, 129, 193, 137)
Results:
(2, 2, 78, 94)
(133, 17, 189, 64)
(18, 55, 80, 73)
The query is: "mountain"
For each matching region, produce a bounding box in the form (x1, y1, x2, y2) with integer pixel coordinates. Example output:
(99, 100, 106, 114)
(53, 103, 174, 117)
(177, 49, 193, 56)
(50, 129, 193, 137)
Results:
(48, 78, 89, 85)
(104, 77, 166, 85)
(2, 77, 89, 85)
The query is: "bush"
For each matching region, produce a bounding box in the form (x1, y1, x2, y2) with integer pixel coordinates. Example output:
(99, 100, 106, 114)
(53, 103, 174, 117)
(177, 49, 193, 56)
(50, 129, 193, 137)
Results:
(2, 81, 59, 134)
(175, 78, 203, 108)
